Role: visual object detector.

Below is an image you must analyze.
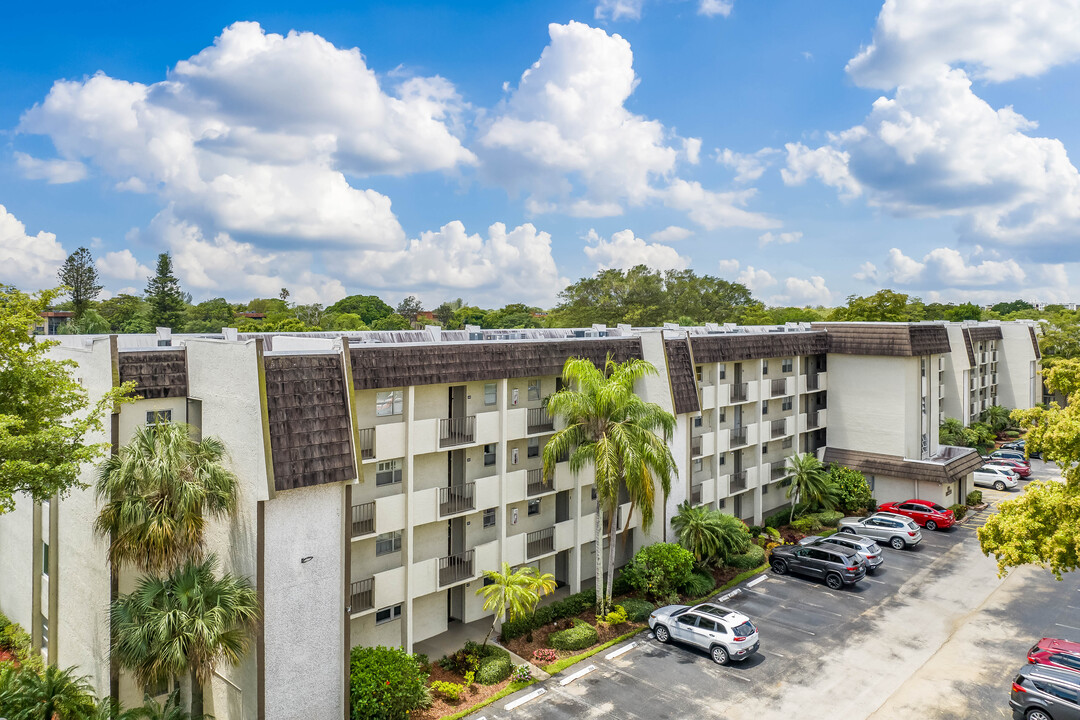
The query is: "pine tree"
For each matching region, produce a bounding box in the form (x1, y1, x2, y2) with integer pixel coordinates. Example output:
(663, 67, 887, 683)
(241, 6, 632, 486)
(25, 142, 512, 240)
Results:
(145, 253, 186, 330)
(57, 247, 103, 319)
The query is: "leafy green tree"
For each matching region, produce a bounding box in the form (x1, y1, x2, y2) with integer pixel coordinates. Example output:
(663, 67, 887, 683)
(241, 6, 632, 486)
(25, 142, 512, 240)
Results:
(449, 306, 488, 329)
(244, 298, 289, 315)
(939, 417, 965, 446)
(543, 357, 676, 614)
(670, 502, 750, 565)
(327, 295, 392, 325)
(980, 359, 1080, 577)
(475, 562, 556, 647)
(145, 253, 186, 331)
(482, 303, 542, 329)
(827, 465, 873, 513)
(0, 286, 134, 514)
(349, 646, 430, 720)
(961, 422, 995, 450)
(124, 688, 201, 720)
(990, 299, 1034, 315)
(325, 313, 367, 331)
(432, 298, 463, 327)
(56, 308, 111, 335)
(94, 422, 239, 574)
(98, 294, 152, 333)
(1040, 316, 1080, 360)
(783, 453, 838, 522)
(111, 556, 259, 718)
(830, 289, 917, 322)
(181, 298, 237, 333)
(57, 247, 103, 320)
(394, 295, 423, 319)
(371, 313, 412, 331)
(945, 302, 984, 322)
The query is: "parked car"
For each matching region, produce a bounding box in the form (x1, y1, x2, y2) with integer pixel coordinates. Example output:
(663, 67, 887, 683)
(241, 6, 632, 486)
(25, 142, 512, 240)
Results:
(974, 465, 1020, 491)
(985, 458, 1032, 477)
(1029, 638, 1080, 673)
(1010, 662, 1080, 720)
(769, 543, 866, 588)
(648, 602, 759, 665)
(1002, 438, 1042, 459)
(837, 513, 923, 549)
(877, 499, 956, 530)
(991, 449, 1029, 463)
(798, 533, 884, 573)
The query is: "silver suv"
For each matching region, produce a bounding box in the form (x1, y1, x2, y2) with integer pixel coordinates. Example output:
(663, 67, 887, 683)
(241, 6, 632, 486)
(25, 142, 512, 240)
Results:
(838, 512, 922, 549)
(648, 602, 759, 665)
(799, 534, 884, 573)
(1011, 663, 1080, 720)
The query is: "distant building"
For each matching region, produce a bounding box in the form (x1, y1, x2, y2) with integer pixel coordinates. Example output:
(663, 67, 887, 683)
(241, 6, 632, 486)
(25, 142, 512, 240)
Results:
(33, 311, 74, 335)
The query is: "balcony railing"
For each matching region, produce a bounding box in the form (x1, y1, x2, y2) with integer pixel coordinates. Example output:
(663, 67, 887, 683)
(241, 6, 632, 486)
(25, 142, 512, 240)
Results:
(527, 407, 554, 434)
(805, 373, 820, 391)
(358, 427, 375, 461)
(771, 378, 786, 397)
(691, 437, 703, 457)
(526, 527, 555, 558)
(730, 471, 747, 492)
(731, 383, 749, 403)
(690, 484, 703, 505)
(771, 465, 787, 481)
(439, 550, 474, 586)
(730, 426, 748, 447)
(439, 416, 476, 448)
(807, 411, 820, 430)
(351, 501, 375, 537)
(771, 419, 786, 439)
(439, 483, 476, 516)
(526, 468, 549, 496)
(991, 374, 998, 385)
(350, 577, 374, 614)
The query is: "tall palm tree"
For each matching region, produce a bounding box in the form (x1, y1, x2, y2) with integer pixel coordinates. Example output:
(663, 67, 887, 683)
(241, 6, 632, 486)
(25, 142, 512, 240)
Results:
(0, 664, 98, 720)
(111, 555, 259, 718)
(476, 562, 557, 647)
(982, 404, 1011, 434)
(95, 422, 239, 574)
(784, 453, 837, 523)
(543, 357, 676, 615)
(671, 503, 752, 566)
(939, 417, 965, 446)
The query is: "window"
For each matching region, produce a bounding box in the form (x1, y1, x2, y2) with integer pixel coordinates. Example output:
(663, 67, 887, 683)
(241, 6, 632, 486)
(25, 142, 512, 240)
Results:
(695, 365, 703, 383)
(693, 458, 703, 473)
(528, 499, 541, 516)
(693, 416, 703, 428)
(484, 443, 496, 466)
(921, 358, 926, 377)
(42, 541, 48, 577)
(375, 604, 403, 625)
(761, 443, 768, 454)
(782, 358, 792, 373)
(528, 380, 541, 401)
(375, 459, 402, 486)
(591, 486, 597, 501)
(866, 475, 875, 491)
(781, 397, 792, 411)
(484, 383, 497, 406)
(718, 409, 726, 423)
(376, 390, 403, 417)
(718, 364, 726, 380)
(527, 437, 539, 458)
(762, 484, 768, 495)
(697, 617, 718, 632)
(145, 677, 175, 698)
(718, 453, 726, 466)
(718, 499, 726, 509)
(762, 401, 769, 415)
(375, 531, 402, 556)
(782, 437, 792, 450)
(40, 613, 48, 652)
(146, 410, 172, 424)
(483, 508, 496, 528)
(762, 361, 769, 375)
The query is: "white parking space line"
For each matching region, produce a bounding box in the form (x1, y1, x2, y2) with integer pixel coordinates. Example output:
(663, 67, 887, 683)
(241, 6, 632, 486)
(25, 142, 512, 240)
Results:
(799, 600, 843, 617)
(769, 650, 787, 658)
(862, 577, 887, 584)
(1056, 623, 1080, 631)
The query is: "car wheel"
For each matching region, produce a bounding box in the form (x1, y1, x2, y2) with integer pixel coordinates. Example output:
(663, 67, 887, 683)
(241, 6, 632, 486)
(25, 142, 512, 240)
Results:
(994, 481, 1006, 491)
(839, 527, 856, 534)
(925, 520, 938, 531)
(654, 625, 670, 643)
(825, 573, 844, 590)
(890, 536, 906, 550)
(771, 558, 788, 575)
(1025, 709, 1053, 720)
(711, 645, 730, 665)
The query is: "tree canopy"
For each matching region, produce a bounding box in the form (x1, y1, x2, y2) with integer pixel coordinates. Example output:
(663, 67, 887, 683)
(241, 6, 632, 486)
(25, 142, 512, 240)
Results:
(145, 253, 186, 331)
(57, 247, 103, 319)
(327, 294, 393, 325)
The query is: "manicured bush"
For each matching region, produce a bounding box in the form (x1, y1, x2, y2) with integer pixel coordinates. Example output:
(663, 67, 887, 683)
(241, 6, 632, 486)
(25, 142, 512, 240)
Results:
(475, 655, 512, 685)
(949, 504, 968, 521)
(816, 510, 844, 527)
(747, 525, 763, 537)
(620, 598, 655, 623)
(790, 516, 817, 533)
(763, 510, 791, 529)
(966, 490, 983, 506)
(350, 645, 431, 720)
(603, 604, 629, 625)
(829, 466, 873, 513)
(611, 570, 633, 596)
(549, 620, 599, 652)
(1006, 430, 1020, 439)
(680, 569, 716, 598)
(431, 680, 464, 702)
(623, 543, 695, 600)
(726, 544, 766, 570)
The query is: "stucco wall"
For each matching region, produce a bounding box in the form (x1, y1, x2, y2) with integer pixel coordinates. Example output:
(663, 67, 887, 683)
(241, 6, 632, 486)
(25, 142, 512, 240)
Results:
(999, 324, 1038, 411)
(0, 495, 34, 632)
(826, 355, 913, 457)
(412, 591, 447, 643)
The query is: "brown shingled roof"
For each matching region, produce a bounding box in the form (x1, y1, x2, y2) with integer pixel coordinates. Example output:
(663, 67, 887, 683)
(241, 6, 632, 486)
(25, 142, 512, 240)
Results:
(689, 332, 827, 364)
(822, 445, 982, 485)
(118, 349, 188, 399)
(664, 338, 700, 415)
(811, 323, 951, 356)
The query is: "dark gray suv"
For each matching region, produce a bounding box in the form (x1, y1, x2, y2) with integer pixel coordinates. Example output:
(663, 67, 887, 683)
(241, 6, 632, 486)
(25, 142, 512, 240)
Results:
(1011, 663, 1080, 720)
(769, 544, 866, 589)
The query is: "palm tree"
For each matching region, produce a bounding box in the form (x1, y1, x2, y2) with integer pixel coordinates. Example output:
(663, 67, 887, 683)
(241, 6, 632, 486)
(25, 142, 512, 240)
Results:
(123, 688, 198, 720)
(982, 404, 1011, 434)
(111, 555, 259, 718)
(476, 562, 557, 647)
(784, 453, 837, 523)
(1, 664, 98, 720)
(939, 417, 965, 446)
(543, 357, 676, 615)
(670, 502, 723, 564)
(95, 422, 239, 574)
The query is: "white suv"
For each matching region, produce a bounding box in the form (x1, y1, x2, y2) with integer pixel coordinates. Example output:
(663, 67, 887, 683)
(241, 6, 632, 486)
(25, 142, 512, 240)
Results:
(974, 465, 1018, 491)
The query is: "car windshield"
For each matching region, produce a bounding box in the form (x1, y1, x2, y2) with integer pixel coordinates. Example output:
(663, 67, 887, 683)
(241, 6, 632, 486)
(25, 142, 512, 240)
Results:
(928, 503, 947, 512)
(732, 621, 755, 636)
(671, 607, 690, 617)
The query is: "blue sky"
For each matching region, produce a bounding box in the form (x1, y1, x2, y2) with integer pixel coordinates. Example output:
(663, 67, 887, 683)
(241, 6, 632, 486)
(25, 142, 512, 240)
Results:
(2, 0, 1079, 308)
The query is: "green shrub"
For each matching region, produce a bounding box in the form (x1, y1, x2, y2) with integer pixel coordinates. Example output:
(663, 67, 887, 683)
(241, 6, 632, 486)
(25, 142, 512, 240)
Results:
(816, 510, 844, 527)
(431, 680, 463, 701)
(727, 544, 766, 570)
(475, 655, 512, 685)
(499, 588, 597, 641)
(790, 517, 816, 533)
(611, 570, 633, 596)
(949, 504, 968, 521)
(764, 526, 782, 540)
(747, 525, 763, 537)
(1006, 430, 1020, 438)
(680, 569, 716, 598)
(829, 466, 873, 513)
(0, 612, 10, 634)
(549, 620, 599, 651)
(966, 490, 983, 506)
(623, 543, 695, 600)
(763, 510, 791, 529)
(620, 598, 655, 622)
(350, 645, 431, 720)
(603, 604, 629, 625)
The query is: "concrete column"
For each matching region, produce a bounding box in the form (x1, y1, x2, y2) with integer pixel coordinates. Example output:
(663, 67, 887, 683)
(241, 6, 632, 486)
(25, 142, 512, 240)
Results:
(403, 385, 416, 652)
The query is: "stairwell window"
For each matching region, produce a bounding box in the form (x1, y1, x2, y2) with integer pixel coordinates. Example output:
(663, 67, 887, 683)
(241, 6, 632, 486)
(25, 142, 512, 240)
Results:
(375, 604, 402, 625)
(483, 508, 496, 528)
(484, 383, 497, 406)
(528, 379, 541, 401)
(527, 437, 539, 458)
(718, 364, 726, 380)
(42, 541, 49, 577)
(762, 401, 769, 415)
(781, 397, 792, 411)
(376, 390, 403, 417)
(762, 361, 769, 375)
(146, 410, 172, 424)
(375, 531, 402, 556)
(528, 499, 541, 516)
(375, 459, 402, 487)
(484, 444, 496, 466)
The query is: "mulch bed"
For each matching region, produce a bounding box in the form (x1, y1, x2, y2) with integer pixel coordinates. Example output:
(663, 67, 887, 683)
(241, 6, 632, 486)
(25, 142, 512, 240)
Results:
(504, 613, 644, 661)
(0, 649, 15, 665)
(412, 664, 514, 720)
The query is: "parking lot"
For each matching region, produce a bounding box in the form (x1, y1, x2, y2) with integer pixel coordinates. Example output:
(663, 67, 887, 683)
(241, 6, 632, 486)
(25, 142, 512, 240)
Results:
(474, 464, 1077, 720)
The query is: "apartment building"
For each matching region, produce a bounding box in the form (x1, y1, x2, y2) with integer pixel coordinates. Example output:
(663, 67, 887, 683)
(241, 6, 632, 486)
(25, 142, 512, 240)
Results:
(941, 322, 1042, 425)
(0, 320, 1040, 720)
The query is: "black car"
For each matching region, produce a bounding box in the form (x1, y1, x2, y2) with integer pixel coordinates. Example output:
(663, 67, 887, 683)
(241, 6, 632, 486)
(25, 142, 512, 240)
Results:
(769, 544, 866, 589)
(1010, 663, 1080, 720)
(1001, 439, 1041, 459)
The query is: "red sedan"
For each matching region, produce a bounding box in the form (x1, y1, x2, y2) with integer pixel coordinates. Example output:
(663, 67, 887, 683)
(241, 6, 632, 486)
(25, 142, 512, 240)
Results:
(877, 499, 955, 530)
(984, 458, 1031, 477)
(1028, 638, 1080, 673)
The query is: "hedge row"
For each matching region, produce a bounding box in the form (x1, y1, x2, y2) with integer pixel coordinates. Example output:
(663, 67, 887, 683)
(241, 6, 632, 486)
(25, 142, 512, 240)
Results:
(549, 620, 599, 651)
(500, 589, 597, 641)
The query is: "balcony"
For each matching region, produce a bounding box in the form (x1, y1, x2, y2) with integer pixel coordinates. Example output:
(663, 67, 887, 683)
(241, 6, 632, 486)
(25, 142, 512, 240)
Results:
(992, 351, 999, 362)
(730, 471, 748, 492)
(526, 527, 555, 559)
(439, 550, 475, 587)
(731, 383, 749, 403)
(527, 468, 551, 496)
(358, 427, 375, 461)
(771, 464, 787, 481)
(807, 410, 821, 430)
(691, 484, 703, 505)
(527, 407, 554, 434)
(439, 416, 476, 448)
(691, 436, 703, 457)
(351, 501, 375, 537)
(805, 373, 820, 391)
(938, 383, 945, 399)
(350, 577, 374, 615)
(991, 374, 998, 386)
(771, 418, 786, 439)
(770, 378, 787, 398)
(730, 426, 749, 447)
(439, 483, 476, 516)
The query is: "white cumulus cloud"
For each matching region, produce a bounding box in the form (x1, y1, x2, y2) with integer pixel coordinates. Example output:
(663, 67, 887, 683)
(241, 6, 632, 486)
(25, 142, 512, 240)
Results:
(880, 246, 1026, 288)
(758, 231, 802, 247)
(650, 225, 693, 243)
(0, 205, 67, 290)
(736, 265, 776, 292)
(770, 276, 833, 306)
(14, 152, 87, 184)
(96, 249, 152, 281)
(662, 179, 779, 230)
(698, 0, 734, 17)
(717, 258, 741, 275)
(717, 147, 779, 183)
(583, 228, 689, 272)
